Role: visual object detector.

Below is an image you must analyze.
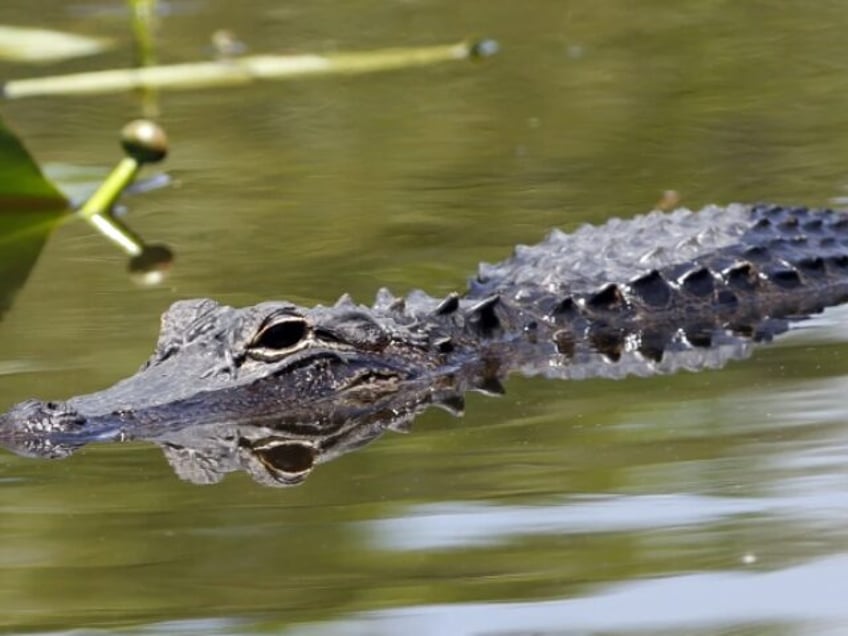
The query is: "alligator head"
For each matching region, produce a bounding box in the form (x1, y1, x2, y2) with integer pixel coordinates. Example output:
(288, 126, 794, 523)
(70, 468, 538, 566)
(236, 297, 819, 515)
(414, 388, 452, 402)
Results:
(0, 279, 517, 486)
(0, 296, 452, 463)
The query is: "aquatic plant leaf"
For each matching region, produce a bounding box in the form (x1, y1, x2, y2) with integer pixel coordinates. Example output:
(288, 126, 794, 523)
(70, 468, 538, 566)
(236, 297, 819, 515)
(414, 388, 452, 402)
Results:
(0, 120, 66, 206)
(0, 25, 111, 63)
(0, 117, 69, 318)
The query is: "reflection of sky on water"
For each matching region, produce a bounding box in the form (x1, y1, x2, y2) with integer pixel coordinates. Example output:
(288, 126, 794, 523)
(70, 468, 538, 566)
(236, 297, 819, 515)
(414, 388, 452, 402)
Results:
(367, 494, 765, 550)
(337, 349, 848, 636)
(365, 348, 848, 553)
(284, 555, 848, 636)
(780, 303, 848, 344)
(738, 375, 848, 432)
(365, 488, 848, 551)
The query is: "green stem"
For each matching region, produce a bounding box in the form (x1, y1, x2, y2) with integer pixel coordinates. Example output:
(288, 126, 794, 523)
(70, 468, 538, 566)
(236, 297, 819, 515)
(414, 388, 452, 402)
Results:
(76, 157, 145, 256)
(77, 157, 139, 219)
(87, 214, 145, 256)
(128, 0, 158, 67)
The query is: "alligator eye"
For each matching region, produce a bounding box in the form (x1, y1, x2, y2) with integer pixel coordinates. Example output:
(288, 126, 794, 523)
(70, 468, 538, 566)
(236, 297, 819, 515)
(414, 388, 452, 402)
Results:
(252, 318, 309, 351)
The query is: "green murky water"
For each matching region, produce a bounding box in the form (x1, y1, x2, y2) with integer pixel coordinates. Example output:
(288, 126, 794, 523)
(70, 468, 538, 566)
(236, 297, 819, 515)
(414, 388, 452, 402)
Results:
(2, 1, 848, 634)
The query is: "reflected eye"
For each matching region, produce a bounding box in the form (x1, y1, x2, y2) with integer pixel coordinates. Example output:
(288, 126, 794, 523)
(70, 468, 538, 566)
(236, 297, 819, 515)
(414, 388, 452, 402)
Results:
(246, 438, 317, 486)
(251, 318, 309, 351)
(256, 439, 316, 475)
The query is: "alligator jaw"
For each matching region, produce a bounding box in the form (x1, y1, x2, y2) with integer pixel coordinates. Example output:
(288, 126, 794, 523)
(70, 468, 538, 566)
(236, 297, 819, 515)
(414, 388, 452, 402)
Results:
(0, 292, 444, 450)
(0, 398, 119, 458)
(0, 345, 433, 462)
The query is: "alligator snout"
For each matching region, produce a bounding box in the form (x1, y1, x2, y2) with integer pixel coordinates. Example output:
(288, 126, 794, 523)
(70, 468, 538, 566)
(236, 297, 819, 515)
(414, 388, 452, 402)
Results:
(1, 399, 86, 435)
(0, 399, 90, 458)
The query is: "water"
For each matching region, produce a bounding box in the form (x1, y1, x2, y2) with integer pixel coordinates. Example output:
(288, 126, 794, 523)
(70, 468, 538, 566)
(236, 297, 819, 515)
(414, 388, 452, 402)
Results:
(2, 1, 848, 634)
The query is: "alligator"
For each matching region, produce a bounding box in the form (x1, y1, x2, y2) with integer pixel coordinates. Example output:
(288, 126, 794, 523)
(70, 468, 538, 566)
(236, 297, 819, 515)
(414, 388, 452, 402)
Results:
(2, 202, 848, 486)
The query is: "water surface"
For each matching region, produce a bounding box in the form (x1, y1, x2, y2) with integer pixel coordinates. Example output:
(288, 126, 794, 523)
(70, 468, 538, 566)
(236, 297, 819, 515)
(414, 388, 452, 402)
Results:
(1, 1, 848, 634)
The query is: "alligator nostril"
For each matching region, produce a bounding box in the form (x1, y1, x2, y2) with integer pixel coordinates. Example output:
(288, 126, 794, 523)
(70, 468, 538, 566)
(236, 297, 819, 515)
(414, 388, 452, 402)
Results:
(0, 399, 87, 437)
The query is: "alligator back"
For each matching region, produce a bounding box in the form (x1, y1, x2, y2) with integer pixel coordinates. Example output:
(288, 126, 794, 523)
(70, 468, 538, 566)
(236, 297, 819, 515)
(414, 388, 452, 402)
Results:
(469, 203, 848, 335)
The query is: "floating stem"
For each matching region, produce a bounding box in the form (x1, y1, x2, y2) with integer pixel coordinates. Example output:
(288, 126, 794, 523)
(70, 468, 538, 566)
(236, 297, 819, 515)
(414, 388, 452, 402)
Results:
(2, 39, 498, 99)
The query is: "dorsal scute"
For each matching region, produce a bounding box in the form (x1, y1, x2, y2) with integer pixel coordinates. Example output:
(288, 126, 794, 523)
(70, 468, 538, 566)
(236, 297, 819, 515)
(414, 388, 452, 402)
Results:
(468, 204, 753, 298)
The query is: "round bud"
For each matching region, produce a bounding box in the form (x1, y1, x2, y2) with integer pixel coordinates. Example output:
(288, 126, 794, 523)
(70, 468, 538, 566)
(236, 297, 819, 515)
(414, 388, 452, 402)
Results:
(120, 120, 168, 163)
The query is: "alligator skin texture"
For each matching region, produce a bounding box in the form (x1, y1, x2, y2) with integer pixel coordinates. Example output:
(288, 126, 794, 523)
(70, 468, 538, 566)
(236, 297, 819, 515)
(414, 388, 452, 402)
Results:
(2, 203, 848, 486)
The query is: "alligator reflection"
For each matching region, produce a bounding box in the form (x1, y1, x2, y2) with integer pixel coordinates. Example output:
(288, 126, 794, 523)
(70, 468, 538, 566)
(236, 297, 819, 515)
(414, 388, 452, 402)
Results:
(0, 315, 766, 488)
(127, 374, 471, 488)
